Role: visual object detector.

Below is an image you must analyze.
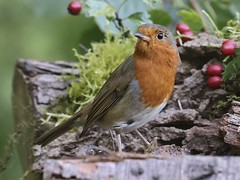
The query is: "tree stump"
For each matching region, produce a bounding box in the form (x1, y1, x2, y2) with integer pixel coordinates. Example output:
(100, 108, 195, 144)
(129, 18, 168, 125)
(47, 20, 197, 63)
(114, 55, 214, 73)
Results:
(42, 154, 240, 180)
(12, 60, 79, 179)
(12, 33, 240, 179)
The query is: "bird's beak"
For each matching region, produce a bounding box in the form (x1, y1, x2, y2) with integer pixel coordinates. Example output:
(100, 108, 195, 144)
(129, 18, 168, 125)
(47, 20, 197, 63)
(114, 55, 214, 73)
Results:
(134, 33, 150, 42)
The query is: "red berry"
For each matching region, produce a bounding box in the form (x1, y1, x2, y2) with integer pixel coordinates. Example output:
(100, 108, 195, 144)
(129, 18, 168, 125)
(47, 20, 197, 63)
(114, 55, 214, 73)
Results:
(220, 39, 237, 55)
(68, 1, 82, 15)
(207, 76, 222, 89)
(176, 23, 191, 34)
(207, 64, 224, 76)
(221, 43, 236, 55)
(222, 39, 237, 48)
(181, 31, 193, 43)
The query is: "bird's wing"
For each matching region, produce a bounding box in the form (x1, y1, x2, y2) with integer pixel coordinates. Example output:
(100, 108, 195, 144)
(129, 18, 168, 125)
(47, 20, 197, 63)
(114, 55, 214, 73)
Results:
(79, 56, 135, 137)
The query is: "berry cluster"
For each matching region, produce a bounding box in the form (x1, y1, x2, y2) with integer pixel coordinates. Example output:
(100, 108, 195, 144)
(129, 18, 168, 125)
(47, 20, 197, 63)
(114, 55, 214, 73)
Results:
(206, 64, 224, 89)
(176, 23, 194, 45)
(175, 22, 238, 90)
(68, 1, 82, 15)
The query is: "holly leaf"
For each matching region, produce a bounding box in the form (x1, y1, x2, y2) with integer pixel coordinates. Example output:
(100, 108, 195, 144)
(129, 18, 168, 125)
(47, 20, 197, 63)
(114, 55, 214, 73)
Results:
(148, 9, 172, 26)
(178, 9, 203, 32)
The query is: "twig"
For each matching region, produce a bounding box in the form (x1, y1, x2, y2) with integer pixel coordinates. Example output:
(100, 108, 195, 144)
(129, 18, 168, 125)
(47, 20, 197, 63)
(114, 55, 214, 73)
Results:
(113, 12, 130, 37)
(103, 0, 126, 32)
(114, 12, 125, 31)
(113, 19, 122, 31)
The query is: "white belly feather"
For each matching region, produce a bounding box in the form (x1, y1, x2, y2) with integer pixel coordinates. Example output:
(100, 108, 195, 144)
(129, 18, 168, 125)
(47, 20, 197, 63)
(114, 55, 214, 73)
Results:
(114, 99, 167, 133)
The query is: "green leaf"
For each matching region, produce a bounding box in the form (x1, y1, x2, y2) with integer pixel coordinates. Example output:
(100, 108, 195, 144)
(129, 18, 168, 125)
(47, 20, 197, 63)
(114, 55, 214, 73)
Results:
(211, 0, 235, 28)
(142, 0, 157, 8)
(223, 56, 240, 80)
(93, 0, 152, 33)
(178, 9, 203, 32)
(127, 12, 144, 23)
(84, 0, 115, 18)
(148, 9, 172, 26)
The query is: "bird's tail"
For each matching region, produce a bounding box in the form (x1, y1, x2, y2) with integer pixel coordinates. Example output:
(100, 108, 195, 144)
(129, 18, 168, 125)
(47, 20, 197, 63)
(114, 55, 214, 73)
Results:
(33, 108, 88, 146)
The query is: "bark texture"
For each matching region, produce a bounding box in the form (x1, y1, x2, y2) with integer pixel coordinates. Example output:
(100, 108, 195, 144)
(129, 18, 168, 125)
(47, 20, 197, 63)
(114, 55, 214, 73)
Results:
(12, 33, 240, 179)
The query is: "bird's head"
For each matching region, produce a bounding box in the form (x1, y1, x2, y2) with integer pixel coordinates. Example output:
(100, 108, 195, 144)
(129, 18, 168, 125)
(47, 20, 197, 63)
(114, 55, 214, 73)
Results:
(134, 24, 177, 57)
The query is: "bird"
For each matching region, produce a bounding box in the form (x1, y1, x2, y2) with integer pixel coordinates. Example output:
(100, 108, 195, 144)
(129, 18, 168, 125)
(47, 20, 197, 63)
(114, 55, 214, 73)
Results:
(34, 23, 180, 152)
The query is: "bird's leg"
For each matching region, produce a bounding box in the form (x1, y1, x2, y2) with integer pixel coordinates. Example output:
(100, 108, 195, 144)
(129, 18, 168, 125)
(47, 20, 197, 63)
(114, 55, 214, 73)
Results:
(109, 130, 116, 151)
(135, 129, 150, 146)
(116, 133, 122, 153)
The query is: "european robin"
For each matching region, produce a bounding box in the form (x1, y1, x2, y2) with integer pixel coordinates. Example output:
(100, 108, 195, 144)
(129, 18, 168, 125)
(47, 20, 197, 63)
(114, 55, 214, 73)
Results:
(34, 24, 180, 152)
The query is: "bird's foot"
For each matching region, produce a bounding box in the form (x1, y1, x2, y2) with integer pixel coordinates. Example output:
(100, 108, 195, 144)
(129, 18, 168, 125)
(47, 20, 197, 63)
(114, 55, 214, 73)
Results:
(134, 129, 150, 146)
(144, 137, 158, 153)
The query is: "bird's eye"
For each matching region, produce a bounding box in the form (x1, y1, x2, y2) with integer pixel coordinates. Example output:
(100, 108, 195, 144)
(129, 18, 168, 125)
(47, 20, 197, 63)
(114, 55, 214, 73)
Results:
(157, 32, 164, 40)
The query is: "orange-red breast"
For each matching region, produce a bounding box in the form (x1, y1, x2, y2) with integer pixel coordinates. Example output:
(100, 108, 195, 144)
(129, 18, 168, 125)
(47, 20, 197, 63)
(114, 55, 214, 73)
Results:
(34, 24, 180, 152)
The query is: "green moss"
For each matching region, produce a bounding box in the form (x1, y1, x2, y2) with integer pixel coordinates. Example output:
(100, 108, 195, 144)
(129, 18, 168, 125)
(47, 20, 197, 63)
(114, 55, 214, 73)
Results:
(216, 13, 240, 40)
(69, 32, 135, 108)
(42, 32, 136, 125)
(213, 95, 240, 117)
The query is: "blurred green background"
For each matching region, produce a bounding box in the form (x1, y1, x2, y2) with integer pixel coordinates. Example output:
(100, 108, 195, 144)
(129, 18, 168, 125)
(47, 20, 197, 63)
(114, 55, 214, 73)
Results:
(0, 0, 103, 179)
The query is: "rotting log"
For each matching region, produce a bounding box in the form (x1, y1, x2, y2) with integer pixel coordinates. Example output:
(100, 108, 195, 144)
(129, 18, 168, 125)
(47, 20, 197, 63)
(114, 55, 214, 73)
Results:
(220, 100, 240, 149)
(12, 60, 79, 179)
(42, 153, 240, 180)
(12, 34, 240, 179)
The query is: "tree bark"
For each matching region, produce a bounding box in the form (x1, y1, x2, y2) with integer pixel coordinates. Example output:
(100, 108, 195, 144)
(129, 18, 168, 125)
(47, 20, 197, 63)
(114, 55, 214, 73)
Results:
(12, 60, 79, 179)
(12, 33, 240, 179)
(43, 153, 240, 180)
